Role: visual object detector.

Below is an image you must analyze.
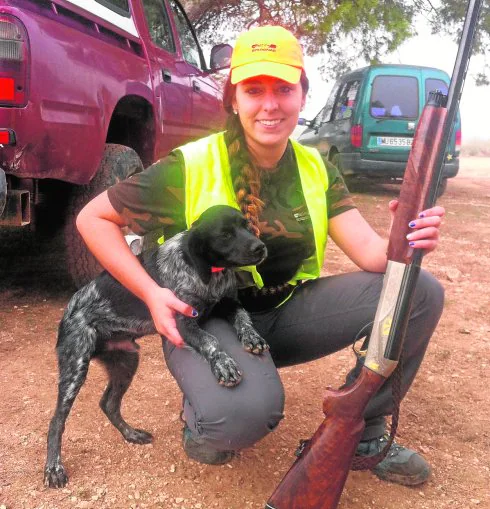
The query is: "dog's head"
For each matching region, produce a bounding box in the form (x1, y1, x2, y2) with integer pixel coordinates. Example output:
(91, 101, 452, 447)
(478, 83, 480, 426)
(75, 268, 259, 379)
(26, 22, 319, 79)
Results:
(183, 205, 267, 284)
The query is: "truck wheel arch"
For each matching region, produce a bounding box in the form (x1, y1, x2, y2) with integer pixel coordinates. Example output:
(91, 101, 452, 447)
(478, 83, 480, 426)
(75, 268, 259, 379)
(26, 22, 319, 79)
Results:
(105, 95, 156, 168)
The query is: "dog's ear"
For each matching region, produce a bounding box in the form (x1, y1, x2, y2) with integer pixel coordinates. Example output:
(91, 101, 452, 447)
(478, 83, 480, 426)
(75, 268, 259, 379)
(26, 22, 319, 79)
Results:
(181, 231, 211, 285)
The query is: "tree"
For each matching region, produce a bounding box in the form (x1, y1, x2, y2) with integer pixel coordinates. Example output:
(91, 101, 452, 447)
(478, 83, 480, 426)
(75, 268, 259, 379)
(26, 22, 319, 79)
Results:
(183, 0, 489, 82)
(426, 0, 490, 85)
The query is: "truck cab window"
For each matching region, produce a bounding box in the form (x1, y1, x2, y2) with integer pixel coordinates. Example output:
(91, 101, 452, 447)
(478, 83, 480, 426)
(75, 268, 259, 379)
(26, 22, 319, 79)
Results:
(142, 0, 175, 52)
(95, 0, 130, 16)
(169, 0, 203, 69)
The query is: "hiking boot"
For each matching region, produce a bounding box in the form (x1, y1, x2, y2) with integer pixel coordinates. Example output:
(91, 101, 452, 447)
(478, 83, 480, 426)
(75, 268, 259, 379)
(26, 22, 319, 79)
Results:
(182, 424, 234, 465)
(356, 435, 431, 486)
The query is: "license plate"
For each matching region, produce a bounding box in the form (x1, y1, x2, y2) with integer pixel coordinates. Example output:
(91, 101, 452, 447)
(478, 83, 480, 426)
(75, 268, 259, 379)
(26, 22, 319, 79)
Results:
(376, 136, 412, 147)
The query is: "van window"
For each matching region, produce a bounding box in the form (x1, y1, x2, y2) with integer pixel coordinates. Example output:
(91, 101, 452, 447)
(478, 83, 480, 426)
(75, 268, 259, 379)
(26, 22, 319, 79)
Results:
(425, 78, 448, 102)
(333, 80, 360, 120)
(370, 75, 418, 119)
(320, 82, 341, 123)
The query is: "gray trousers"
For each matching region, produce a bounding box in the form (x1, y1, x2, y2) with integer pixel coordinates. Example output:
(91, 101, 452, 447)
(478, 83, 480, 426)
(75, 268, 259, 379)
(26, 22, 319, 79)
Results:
(163, 270, 444, 451)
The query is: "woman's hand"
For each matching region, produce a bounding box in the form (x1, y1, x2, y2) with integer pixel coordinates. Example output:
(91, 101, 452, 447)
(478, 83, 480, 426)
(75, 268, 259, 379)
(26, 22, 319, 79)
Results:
(144, 286, 198, 347)
(389, 200, 445, 254)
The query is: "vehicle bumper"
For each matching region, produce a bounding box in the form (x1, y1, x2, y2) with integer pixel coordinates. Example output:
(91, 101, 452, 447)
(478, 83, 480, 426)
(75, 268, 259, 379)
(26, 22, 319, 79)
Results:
(339, 153, 459, 179)
(0, 171, 30, 226)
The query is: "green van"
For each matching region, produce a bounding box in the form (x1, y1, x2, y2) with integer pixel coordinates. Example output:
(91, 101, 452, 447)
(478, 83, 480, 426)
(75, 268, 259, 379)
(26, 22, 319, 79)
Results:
(298, 64, 461, 195)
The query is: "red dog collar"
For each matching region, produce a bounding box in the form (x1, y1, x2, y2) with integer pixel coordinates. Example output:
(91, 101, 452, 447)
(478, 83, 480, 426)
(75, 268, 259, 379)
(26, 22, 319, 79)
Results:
(211, 267, 225, 273)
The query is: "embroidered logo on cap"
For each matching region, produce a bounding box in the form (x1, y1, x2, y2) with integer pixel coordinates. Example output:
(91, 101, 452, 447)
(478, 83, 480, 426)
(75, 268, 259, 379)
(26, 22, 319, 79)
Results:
(251, 43, 277, 53)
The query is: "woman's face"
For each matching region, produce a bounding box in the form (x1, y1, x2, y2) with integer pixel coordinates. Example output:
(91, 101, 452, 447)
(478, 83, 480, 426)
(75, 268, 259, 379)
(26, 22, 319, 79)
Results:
(232, 75, 305, 157)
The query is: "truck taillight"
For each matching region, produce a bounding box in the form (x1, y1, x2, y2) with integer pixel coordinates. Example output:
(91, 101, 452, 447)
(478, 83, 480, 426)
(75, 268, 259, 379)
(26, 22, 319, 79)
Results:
(350, 124, 363, 148)
(0, 15, 28, 106)
(0, 128, 15, 145)
(455, 128, 462, 154)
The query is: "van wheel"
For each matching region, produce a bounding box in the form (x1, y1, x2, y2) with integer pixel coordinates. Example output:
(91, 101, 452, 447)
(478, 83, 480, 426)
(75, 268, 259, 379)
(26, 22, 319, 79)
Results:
(436, 178, 448, 198)
(330, 152, 341, 171)
(64, 144, 144, 288)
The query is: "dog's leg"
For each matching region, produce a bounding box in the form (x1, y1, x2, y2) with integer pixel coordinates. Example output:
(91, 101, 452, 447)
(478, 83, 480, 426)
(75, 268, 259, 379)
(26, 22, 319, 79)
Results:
(44, 339, 93, 488)
(220, 298, 269, 354)
(97, 348, 153, 444)
(176, 316, 242, 386)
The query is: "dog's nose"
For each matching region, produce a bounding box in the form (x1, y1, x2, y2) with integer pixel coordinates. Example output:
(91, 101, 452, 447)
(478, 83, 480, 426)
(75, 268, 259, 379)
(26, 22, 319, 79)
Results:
(252, 242, 267, 258)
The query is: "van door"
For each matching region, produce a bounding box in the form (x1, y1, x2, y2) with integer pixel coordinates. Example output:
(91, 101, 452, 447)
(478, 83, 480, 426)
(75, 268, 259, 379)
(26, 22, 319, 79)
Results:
(299, 81, 341, 155)
(363, 72, 420, 163)
(329, 79, 361, 154)
(141, 0, 193, 156)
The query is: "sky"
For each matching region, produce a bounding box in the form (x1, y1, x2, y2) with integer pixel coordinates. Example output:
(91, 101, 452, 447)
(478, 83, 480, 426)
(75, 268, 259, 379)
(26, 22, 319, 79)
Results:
(301, 20, 490, 142)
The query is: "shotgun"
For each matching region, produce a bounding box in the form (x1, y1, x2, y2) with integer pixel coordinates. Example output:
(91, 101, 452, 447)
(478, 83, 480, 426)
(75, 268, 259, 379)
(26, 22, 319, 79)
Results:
(266, 1, 483, 507)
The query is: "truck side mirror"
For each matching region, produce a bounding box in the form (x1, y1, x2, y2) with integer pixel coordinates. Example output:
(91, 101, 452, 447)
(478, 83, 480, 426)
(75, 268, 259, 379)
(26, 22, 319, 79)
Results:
(210, 43, 233, 71)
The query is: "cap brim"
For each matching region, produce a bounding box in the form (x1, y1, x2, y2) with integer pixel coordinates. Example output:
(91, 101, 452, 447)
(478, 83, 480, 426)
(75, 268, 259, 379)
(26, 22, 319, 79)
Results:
(231, 61, 302, 85)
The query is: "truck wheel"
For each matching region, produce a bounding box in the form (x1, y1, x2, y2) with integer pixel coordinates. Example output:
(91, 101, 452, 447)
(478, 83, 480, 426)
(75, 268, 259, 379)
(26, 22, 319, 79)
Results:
(64, 144, 144, 288)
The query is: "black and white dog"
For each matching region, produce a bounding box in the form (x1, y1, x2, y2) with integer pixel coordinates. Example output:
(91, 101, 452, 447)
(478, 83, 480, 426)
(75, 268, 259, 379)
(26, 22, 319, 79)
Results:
(44, 205, 269, 488)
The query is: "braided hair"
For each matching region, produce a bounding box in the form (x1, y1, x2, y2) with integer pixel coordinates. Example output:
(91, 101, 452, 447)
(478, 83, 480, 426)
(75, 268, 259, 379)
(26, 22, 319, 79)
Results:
(222, 72, 309, 237)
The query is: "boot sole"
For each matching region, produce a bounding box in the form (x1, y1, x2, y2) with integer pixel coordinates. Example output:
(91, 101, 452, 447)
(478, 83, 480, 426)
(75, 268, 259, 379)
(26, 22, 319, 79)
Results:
(373, 465, 431, 486)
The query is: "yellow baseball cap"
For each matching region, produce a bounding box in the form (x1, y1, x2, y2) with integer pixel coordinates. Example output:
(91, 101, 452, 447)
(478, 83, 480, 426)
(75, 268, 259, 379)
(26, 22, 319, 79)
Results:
(230, 26, 304, 85)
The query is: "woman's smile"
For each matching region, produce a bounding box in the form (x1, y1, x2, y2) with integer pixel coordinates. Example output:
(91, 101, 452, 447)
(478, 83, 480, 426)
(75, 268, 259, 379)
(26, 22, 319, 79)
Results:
(232, 76, 305, 165)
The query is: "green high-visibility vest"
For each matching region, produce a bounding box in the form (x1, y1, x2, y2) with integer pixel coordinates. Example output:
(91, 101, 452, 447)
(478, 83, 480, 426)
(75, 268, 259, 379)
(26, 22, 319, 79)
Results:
(178, 132, 328, 289)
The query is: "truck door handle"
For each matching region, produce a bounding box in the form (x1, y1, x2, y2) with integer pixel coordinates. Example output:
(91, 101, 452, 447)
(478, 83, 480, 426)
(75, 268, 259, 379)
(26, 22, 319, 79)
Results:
(192, 80, 200, 92)
(162, 69, 172, 82)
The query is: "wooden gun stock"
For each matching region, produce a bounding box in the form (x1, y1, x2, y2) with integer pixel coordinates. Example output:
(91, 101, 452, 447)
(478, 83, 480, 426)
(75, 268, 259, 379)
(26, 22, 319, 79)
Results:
(265, 367, 385, 509)
(266, 368, 385, 509)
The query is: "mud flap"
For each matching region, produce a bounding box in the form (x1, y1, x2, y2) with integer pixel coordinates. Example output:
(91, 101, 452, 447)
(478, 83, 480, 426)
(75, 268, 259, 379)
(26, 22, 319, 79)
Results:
(0, 168, 6, 217)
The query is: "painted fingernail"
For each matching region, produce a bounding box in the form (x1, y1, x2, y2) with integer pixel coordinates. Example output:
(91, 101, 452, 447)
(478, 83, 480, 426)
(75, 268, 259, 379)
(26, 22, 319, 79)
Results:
(406, 233, 413, 240)
(409, 241, 415, 247)
(409, 221, 416, 228)
(419, 212, 425, 218)
(191, 309, 198, 317)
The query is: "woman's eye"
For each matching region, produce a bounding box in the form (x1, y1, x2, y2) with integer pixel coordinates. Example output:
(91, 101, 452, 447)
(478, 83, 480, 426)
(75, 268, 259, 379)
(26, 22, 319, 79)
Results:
(245, 87, 262, 95)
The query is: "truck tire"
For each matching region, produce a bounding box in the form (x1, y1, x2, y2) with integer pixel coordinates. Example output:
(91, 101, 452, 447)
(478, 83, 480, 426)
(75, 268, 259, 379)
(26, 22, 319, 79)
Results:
(64, 144, 144, 288)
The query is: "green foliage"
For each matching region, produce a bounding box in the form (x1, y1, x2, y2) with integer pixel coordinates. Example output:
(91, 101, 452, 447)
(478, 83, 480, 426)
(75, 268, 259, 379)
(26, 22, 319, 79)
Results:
(183, 0, 489, 83)
(428, 0, 490, 83)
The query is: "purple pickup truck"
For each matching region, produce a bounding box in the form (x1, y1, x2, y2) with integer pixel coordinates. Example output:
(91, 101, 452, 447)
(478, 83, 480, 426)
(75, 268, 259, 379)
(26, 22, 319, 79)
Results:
(0, 0, 231, 286)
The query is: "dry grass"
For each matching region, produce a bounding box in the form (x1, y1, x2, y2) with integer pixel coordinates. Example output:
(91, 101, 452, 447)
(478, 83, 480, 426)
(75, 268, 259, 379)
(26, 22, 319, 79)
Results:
(459, 156, 490, 178)
(460, 138, 490, 157)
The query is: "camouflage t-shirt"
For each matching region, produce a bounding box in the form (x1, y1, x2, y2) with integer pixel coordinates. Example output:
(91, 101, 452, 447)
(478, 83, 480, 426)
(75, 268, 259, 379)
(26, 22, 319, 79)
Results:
(107, 139, 356, 295)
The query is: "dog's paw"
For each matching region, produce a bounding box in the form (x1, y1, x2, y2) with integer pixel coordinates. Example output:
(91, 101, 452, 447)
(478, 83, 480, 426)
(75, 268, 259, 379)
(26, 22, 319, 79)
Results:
(123, 428, 154, 445)
(211, 352, 242, 387)
(44, 463, 68, 488)
(240, 329, 270, 355)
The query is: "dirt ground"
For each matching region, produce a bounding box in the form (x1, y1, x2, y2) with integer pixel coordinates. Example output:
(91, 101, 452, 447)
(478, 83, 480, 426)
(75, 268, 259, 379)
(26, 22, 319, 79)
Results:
(0, 158, 489, 509)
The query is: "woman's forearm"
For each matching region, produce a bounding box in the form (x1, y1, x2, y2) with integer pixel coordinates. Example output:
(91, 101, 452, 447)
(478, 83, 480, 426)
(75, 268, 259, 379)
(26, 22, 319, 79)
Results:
(329, 209, 389, 273)
(76, 192, 161, 303)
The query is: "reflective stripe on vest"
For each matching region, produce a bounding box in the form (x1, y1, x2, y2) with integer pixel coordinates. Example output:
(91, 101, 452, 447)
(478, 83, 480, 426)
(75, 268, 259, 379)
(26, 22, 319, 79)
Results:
(178, 132, 329, 288)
